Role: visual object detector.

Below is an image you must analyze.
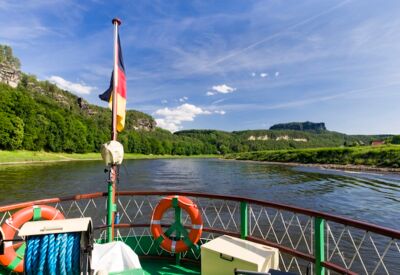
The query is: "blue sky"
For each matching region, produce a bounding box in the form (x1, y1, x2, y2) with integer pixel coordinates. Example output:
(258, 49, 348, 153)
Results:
(2, 0, 400, 134)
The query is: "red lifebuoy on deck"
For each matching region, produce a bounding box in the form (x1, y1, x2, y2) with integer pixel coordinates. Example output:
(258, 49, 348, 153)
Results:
(151, 196, 202, 253)
(0, 205, 64, 273)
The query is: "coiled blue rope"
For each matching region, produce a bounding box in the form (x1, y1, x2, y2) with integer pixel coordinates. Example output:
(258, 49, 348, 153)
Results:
(37, 234, 49, 274)
(24, 233, 81, 275)
(31, 236, 40, 273)
(47, 233, 56, 275)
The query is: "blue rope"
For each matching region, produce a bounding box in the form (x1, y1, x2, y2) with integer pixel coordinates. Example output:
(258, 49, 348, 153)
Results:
(47, 233, 56, 275)
(24, 233, 81, 275)
(24, 236, 36, 275)
(37, 234, 49, 274)
(58, 233, 67, 275)
(65, 233, 74, 274)
(54, 233, 62, 272)
(72, 233, 81, 274)
(31, 236, 40, 272)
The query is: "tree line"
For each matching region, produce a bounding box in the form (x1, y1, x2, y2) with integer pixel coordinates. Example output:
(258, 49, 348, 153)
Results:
(0, 80, 218, 155)
(0, 78, 395, 155)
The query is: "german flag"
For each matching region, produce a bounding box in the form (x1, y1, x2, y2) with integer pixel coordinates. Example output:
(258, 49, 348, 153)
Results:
(99, 34, 126, 132)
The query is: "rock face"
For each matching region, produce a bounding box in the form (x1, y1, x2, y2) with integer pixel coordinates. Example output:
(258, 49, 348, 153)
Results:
(0, 45, 21, 88)
(77, 97, 97, 115)
(270, 121, 327, 131)
(248, 135, 269, 141)
(247, 134, 308, 142)
(0, 63, 20, 88)
(134, 118, 157, 131)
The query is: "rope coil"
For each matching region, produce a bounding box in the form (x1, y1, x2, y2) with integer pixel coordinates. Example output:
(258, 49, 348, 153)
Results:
(24, 233, 81, 275)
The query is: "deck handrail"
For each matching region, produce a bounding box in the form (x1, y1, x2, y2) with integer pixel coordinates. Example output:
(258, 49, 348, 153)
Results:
(1, 190, 399, 274)
(0, 190, 399, 239)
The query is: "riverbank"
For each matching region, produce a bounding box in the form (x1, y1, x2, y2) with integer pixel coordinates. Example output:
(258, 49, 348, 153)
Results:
(225, 145, 400, 172)
(225, 159, 400, 173)
(0, 150, 217, 165)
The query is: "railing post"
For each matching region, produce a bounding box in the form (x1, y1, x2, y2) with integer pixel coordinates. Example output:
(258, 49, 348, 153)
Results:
(240, 201, 248, 239)
(315, 216, 325, 275)
(106, 181, 115, 242)
(173, 197, 182, 265)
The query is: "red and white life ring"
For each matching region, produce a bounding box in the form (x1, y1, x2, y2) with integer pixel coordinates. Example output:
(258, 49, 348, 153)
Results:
(0, 205, 64, 273)
(151, 195, 202, 253)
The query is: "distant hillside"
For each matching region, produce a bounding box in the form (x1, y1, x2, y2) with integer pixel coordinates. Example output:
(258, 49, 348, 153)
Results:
(269, 121, 327, 131)
(225, 145, 400, 169)
(175, 129, 386, 153)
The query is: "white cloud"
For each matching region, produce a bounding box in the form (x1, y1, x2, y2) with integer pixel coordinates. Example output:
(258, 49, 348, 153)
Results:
(251, 72, 256, 77)
(275, 71, 280, 77)
(155, 103, 211, 132)
(161, 99, 168, 104)
(48, 76, 95, 95)
(179, 96, 188, 102)
(211, 84, 236, 94)
(260, 73, 268, 78)
(214, 110, 226, 115)
(206, 91, 215, 96)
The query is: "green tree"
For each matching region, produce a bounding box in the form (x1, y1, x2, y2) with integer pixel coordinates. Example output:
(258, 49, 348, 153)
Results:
(391, 135, 400, 144)
(0, 112, 24, 150)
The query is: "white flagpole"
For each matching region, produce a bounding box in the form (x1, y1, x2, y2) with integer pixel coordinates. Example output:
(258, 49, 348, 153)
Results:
(112, 18, 120, 141)
(107, 17, 122, 243)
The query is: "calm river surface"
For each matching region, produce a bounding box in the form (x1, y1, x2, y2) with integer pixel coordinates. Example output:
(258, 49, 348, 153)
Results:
(0, 158, 399, 230)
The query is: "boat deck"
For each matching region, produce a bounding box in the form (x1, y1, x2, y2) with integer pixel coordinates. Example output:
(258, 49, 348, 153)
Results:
(111, 259, 200, 275)
(141, 259, 200, 275)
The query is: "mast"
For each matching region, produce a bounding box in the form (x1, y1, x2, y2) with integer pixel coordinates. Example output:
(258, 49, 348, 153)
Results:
(111, 18, 121, 141)
(107, 17, 122, 243)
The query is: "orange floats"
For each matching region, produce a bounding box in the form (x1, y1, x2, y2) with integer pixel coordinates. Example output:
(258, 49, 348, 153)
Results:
(0, 205, 64, 273)
(151, 196, 202, 253)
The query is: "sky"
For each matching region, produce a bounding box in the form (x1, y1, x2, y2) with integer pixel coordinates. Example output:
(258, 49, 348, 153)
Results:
(1, 0, 400, 134)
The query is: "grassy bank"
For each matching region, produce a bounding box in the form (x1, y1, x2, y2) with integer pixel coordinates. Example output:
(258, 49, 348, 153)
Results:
(0, 150, 217, 164)
(225, 145, 400, 168)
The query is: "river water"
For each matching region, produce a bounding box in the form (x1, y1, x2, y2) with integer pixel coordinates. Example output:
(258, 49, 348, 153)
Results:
(0, 158, 399, 230)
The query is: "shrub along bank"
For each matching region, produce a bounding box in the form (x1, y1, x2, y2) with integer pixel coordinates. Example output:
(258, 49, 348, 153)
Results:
(225, 146, 400, 168)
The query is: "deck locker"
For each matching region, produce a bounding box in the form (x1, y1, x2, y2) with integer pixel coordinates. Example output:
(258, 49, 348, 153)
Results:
(201, 235, 279, 275)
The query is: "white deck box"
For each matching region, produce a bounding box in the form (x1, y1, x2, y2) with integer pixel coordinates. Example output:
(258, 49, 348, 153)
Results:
(201, 235, 279, 275)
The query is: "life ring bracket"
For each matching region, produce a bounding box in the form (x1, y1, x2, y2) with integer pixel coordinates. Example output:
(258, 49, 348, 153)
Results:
(151, 196, 203, 253)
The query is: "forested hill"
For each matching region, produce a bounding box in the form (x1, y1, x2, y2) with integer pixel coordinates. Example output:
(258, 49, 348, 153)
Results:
(0, 79, 158, 152)
(0, 45, 394, 155)
(0, 78, 391, 154)
(174, 129, 389, 153)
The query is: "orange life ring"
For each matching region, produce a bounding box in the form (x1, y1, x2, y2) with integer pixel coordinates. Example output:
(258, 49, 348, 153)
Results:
(151, 196, 202, 253)
(0, 205, 64, 273)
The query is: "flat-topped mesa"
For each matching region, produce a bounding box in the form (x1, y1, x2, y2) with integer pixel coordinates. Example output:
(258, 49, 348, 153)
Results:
(269, 121, 327, 131)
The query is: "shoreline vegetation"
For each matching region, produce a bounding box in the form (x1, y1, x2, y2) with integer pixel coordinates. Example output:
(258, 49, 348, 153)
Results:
(0, 150, 217, 165)
(0, 145, 400, 173)
(225, 145, 400, 173)
(2, 146, 400, 173)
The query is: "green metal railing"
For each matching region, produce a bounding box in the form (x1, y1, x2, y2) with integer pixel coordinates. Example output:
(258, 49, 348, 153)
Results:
(240, 201, 248, 240)
(314, 217, 325, 275)
(1, 191, 400, 275)
(240, 201, 326, 274)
